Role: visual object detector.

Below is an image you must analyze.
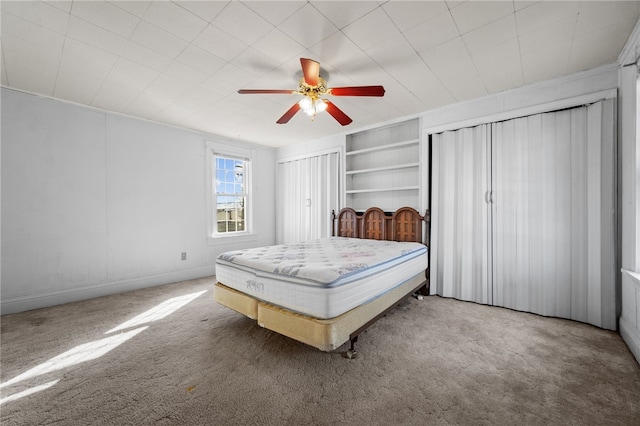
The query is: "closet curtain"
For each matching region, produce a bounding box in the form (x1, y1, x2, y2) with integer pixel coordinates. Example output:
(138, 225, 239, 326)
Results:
(431, 99, 616, 329)
(277, 152, 339, 244)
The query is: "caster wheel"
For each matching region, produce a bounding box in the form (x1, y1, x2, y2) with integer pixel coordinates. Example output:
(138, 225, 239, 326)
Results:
(346, 349, 358, 359)
(417, 294, 424, 301)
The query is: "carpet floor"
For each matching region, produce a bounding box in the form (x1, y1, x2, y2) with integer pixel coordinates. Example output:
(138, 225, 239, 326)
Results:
(1, 277, 639, 425)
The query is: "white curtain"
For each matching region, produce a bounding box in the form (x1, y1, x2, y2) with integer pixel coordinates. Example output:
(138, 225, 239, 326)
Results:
(277, 152, 339, 244)
(431, 99, 616, 329)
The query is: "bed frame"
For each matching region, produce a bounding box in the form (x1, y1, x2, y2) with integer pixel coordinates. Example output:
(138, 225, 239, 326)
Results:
(214, 206, 430, 358)
(331, 206, 430, 357)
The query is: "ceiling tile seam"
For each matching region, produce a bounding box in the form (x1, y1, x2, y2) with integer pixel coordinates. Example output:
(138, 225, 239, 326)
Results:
(66, 4, 148, 109)
(436, 6, 488, 101)
(380, 1, 451, 35)
(165, 25, 230, 83)
(100, 16, 227, 113)
(52, 2, 74, 98)
(564, 3, 582, 76)
(109, 0, 145, 45)
(195, 6, 278, 75)
(242, 0, 304, 28)
(0, 8, 61, 92)
(238, 28, 304, 78)
(172, 0, 223, 24)
(455, 14, 519, 98)
(452, 1, 517, 37)
(52, 37, 69, 99)
(3, 2, 72, 38)
(443, 5, 471, 101)
(1, 40, 9, 87)
(138, 11, 204, 45)
(378, 4, 456, 107)
(103, 0, 160, 109)
(69, 0, 137, 41)
(214, 1, 277, 48)
(308, 2, 406, 92)
(108, 0, 151, 21)
(313, 0, 378, 32)
(511, 2, 526, 87)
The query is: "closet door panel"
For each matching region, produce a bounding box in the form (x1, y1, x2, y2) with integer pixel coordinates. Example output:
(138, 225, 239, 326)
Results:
(570, 107, 589, 323)
(526, 114, 545, 316)
(308, 152, 339, 241)
(587, 99, 616, 330)
(277, 153, 339, 244)
(432, 125, 491, 304)
(550, 110, 573, 321)
(492, 118, 525, 312)
(493, 111, 574, 318)
(492, 101, 615, 329)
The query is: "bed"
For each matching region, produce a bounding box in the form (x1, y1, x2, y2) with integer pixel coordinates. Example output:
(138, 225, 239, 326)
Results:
(214, 206, 430, 357)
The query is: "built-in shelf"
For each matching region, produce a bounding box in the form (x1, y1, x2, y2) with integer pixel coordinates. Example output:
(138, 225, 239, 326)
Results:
(345, 139, 419, 156)
(345, 118, 421, 211)
(346, 162, 420, 175)
(346, 186, 420, 194)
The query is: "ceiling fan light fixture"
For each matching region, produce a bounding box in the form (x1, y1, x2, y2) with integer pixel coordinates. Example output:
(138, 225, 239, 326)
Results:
(298, 97, 312, 111)
(315, 99, 327, 113)
(298, 96, 326, 118)
(238, 57, 384, 126)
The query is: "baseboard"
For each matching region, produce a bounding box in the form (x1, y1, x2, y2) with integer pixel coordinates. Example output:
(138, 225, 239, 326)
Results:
(620, 316, 640, 366)
(0, 266, 217, 315)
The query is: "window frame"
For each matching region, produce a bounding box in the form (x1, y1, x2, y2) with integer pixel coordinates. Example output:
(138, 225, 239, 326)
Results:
(206, 141, 254, 242)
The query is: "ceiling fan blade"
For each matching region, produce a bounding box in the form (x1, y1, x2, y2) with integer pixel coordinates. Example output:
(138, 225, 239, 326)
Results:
(300, 58, 320, 86)
(325, 101, 352, 126)
(238, 89, 295, 94)
(276, 103, 301, 124)
(328, 86, 385, 97)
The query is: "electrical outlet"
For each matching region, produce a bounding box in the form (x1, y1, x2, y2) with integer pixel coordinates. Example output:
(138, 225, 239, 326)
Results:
(181, 252, 187, 261)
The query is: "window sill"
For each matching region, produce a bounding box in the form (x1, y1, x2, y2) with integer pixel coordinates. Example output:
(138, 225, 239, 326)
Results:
(622, 269, 640, 291)
(207, 232, 258, 246)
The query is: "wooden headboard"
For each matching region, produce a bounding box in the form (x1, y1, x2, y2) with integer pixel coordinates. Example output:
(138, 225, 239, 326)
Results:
(331, 206, 430, 245)
(331, 206, 431, 295)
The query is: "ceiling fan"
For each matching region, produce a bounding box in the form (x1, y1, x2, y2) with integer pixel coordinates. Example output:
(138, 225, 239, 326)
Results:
(238, 58, 385, 126)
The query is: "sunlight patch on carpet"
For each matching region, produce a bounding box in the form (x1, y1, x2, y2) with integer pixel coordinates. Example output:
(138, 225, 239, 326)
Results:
(0, 380, 60, 405)
(0, 289, 209, 405)
(105, 290, 207, 334)
(0, 326, 147, 391)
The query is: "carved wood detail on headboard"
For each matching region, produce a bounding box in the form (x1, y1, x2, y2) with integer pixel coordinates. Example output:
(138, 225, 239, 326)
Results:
(332, 206, 431, 296)
(331, 206, 429, 246)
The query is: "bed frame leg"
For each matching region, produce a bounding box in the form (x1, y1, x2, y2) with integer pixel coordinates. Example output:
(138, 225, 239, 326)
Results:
(414, 282, 429, 300)
(346, 336, 358, 359)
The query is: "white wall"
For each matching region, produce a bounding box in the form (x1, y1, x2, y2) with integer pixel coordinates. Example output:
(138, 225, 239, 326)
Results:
(276, 134, 345, 160)
(1, 88, 276, 314)
(618, 21, 640, 364)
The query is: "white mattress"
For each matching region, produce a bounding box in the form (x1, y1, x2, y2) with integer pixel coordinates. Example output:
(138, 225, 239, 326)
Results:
(215, 237, 428, 319)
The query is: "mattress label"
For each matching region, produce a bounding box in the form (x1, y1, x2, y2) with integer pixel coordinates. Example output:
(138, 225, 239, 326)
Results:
(246, 280, 264, 294)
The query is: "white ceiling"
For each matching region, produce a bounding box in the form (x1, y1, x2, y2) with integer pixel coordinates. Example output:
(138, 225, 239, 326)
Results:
(2, 1, 639, 148)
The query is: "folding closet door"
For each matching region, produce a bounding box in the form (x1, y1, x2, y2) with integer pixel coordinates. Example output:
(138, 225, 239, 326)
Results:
(491, 111, 572, 318)
(431, 99, 616, 329)
(491, 99, 616, 329)
(431, 125, 492, 304)
(276, 152, 340, 244)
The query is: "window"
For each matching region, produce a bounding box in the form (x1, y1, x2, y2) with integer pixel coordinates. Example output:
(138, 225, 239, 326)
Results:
(205, 141, 254, 241)
(214, 155, 249, 235)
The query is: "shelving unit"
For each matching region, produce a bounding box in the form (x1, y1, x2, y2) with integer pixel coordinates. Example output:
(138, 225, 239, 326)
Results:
(344, 118, 421, 211)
